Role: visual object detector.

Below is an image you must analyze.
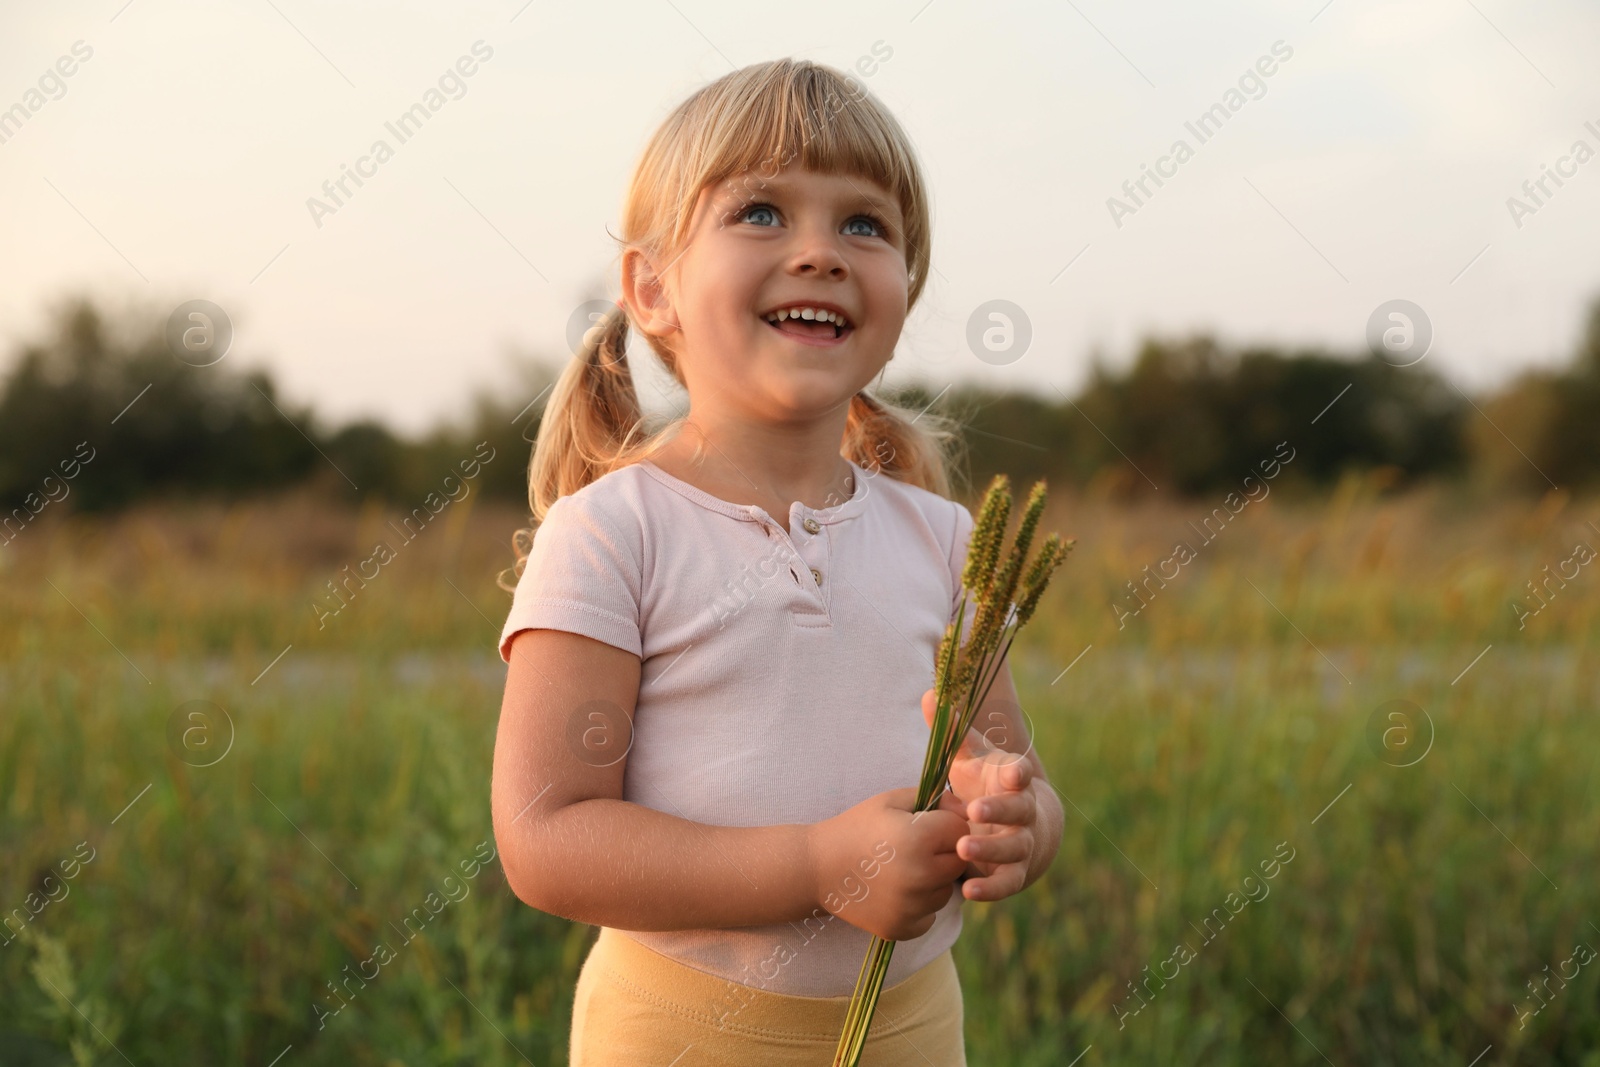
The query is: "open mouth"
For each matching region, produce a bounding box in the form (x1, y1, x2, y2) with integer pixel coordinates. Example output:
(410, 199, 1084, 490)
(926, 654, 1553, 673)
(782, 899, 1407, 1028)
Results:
(765, 318, 849, 340)
(761, 307, 853, 343)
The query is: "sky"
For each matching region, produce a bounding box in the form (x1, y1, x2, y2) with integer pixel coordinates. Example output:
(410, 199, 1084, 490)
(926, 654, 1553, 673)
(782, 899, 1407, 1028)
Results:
(2, 0, 1598, 435)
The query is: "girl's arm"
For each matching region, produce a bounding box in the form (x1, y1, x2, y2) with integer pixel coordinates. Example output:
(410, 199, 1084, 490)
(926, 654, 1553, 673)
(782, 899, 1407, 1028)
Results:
(492, 628, 821, 931)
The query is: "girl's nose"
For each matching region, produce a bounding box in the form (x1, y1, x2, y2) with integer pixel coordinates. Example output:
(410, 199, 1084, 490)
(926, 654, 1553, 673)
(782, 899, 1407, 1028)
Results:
(793, 254, 847, 279)
(789, 229, 849, 278)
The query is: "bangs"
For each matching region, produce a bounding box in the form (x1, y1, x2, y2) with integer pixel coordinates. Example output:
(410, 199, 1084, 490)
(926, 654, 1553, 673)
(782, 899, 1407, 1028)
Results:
(631, 60, 930, 305)
(706, 75, 912, 213)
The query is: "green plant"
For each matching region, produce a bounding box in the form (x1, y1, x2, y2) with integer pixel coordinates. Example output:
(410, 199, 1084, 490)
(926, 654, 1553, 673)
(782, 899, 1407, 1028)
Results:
(16, 923, 123, 1067)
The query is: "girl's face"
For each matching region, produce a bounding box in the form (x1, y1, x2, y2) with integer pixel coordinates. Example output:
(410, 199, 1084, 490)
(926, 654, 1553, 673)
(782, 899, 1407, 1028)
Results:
(634, 165, 910, 427)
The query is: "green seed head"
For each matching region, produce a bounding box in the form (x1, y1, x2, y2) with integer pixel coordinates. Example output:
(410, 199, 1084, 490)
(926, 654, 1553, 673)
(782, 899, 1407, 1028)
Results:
(963, 475, 1011, 597)
(991, 480, 1047, 614)
(1016, 535, 1073, 625)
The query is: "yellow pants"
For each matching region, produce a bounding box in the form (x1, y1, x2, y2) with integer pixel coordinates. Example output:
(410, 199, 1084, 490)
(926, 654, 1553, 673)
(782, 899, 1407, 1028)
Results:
(568, 926, 967, 1066)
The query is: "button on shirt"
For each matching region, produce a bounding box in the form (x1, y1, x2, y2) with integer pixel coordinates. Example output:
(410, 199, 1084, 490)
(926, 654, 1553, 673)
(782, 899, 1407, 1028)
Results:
(498, 457, 979, 997)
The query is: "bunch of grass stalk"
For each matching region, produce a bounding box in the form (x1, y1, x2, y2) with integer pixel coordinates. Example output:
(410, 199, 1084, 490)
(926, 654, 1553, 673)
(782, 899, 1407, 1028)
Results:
(832, 474, 1072, 1067)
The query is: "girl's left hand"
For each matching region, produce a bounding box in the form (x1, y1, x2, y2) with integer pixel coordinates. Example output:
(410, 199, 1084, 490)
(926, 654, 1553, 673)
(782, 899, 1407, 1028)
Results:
(920, 688, 1037, 903)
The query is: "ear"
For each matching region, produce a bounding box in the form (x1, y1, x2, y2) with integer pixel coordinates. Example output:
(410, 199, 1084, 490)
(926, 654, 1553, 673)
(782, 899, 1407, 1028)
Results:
(622, 247, 679, 340)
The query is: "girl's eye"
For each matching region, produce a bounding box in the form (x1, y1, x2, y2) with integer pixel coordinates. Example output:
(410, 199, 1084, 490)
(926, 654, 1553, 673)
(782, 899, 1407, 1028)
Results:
(734, 202, 889, 238)
(739, 203, 780, 227)
(844, 215, 886, 238)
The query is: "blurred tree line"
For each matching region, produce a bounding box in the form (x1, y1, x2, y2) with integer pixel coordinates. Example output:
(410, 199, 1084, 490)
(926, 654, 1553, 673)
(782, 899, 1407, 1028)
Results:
(0, 298, 539, 518)
(3, 293, 1598, 520)
(897, 295, 1600, 499)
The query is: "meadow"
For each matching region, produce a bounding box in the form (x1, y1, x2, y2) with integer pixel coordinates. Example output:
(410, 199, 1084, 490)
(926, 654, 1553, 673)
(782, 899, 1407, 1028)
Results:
(2, 473, 1597, 1066)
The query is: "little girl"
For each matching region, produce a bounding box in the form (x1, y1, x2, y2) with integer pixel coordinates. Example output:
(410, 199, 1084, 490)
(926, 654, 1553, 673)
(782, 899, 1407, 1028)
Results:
(491, 57, 1061, 1067)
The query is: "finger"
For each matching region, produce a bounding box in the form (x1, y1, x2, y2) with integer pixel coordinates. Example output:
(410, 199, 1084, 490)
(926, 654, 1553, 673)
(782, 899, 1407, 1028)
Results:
(912, 796, 970, 845)
(940, 748, 1001, 815)
(968, 786, 1037, 827)
(983, 751, 1032, 795)
(959, 828, 1032, 866)
(961, 862, 1026, 903)
(953, 751, 1029, 808)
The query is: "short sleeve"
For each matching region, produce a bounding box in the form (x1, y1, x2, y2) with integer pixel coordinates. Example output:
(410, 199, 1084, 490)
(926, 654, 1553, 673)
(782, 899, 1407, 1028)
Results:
(946, 499, 979, 629)
(498, 493, 643, 662)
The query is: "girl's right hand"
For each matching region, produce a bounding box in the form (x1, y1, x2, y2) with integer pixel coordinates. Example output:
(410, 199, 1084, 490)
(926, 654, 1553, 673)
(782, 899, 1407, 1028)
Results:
(807, 787, 971, 942)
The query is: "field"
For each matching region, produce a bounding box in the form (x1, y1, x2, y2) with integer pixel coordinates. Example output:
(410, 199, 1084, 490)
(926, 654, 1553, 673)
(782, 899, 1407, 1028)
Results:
(2, 475, 1598, 1066)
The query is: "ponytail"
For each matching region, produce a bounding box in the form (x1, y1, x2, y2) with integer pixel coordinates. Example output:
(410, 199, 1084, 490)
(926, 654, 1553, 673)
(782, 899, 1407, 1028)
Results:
(843, 390, 963, 500)
(498, 302, 677, 592)
(528, 303, 648, 522)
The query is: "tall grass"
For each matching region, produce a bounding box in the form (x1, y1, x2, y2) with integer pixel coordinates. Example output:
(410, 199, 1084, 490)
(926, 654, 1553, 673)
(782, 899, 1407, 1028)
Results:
(2, 476, 1597, 1065)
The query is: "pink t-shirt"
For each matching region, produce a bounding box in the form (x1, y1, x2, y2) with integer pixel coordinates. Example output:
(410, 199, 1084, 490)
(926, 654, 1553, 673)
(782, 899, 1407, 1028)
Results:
(498, 455, 978, 997)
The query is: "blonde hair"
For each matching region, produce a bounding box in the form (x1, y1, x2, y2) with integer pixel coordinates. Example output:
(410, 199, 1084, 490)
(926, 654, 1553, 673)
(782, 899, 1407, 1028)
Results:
(501, 57, 963, 591)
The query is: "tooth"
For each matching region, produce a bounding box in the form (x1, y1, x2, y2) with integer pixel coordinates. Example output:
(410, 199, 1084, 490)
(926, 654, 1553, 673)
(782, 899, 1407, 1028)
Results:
(800, 308, 816, 320)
